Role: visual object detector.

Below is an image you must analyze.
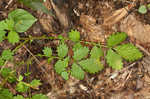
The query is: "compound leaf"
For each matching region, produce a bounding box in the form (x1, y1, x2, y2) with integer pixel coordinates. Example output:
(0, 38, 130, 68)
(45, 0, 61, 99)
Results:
(68, 30, 80, 42)
(107, 32, 127, 47)
(114, 43, 143, 62)
(8, 9, 37, 33)
(106, 49, 123, 70)
(90, 46, 103, 59)
(71, 63, 84, 80)
(79, 58, 103, 73)
(8, 31, 20, 44)
(73, 47, 89, 61)
(57, 43, 68, 58)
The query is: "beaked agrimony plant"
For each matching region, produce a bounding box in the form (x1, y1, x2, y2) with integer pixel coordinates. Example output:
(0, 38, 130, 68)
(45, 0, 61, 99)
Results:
(43, 30, 143, 80)
(43, 30, 104, 80)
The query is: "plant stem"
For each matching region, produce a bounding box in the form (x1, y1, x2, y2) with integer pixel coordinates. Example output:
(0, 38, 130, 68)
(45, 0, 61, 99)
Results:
(12, 40, 29, 53)
(20, 35, 57, 41)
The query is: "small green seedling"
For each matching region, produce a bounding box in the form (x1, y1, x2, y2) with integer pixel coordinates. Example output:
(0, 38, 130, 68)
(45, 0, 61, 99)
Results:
(138, 5, 147, 14)
(138, 4, 150, 14)
(0, 88, 48, 99)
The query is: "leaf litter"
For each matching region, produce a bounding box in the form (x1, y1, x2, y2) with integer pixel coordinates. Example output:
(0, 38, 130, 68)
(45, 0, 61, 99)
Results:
(1, 0, 150, 99)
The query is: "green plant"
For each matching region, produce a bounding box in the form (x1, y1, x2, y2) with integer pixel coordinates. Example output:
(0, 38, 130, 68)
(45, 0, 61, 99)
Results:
(0, 88, 48, 99)
(106, 32, 143, 70)
(16, 75, 41, 93)
(0, 49, 14, 66)
(0, 8, 143, 98)
(138, 5, 147, 14)
(0, 49, 43, 98)
(0, 9, 37, 44)
(42, 31, 142, 80)
(138, 4, 150, 14)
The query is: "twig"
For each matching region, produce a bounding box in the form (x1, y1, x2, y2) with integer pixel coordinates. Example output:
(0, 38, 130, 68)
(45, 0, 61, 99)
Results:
(23, 45, 51, 84)
(136, 44, 150, 56)
(109, 62, 136, 79)
(23, 45, 40, 64)
(5, 0, 14, 9)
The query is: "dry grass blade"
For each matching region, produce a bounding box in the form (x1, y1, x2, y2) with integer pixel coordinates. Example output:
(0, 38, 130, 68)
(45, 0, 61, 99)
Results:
(103, 4, 135, 26)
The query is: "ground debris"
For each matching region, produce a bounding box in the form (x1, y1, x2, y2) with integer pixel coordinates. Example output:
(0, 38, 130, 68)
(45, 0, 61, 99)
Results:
(120, 14, 150, 44)
(79, 14, 105, 42)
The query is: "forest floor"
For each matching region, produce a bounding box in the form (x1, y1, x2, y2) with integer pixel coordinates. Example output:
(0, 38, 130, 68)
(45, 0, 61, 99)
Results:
(1, 0, 150, 99)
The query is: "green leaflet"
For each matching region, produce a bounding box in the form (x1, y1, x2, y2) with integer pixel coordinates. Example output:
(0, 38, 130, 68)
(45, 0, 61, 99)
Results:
(0, 58, 4, 66)
(0, 30, 6, 42)
(107, 32, 127, 47)
(43, 47, 52, 57)
(16, 82, 29, 93)
(32, 94, 48, 99)
(57, 43, 68, 58)
(90, 46, 103, 59)
(147, 4, 150, 10)
(0, 20, 8, 30)
(73, 42, 83, 52)
(30, 79, 41, 89)
(114, 43, 143, 62)
(0, 89, 13, 99)
(5, 19, 14, 31)
(138, 5, 147, 14)
(0, 68, 16, 83)
(8, 9, 37, 33)
(79, 58, 103, 73)
(71, 63, 84, 80)
(106, 49, 123, 70)
(54, 57, 69, 74)
(7, 31, 20, 44)
(1, 49, 14, 61)
(13, 95, 24, 99)
(73, 47, 89, 61)
(18, 75, 23, 81)
(68, 30, 80, 42)
(0, 9, 37, 44)
(61, 71, 69, 80)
